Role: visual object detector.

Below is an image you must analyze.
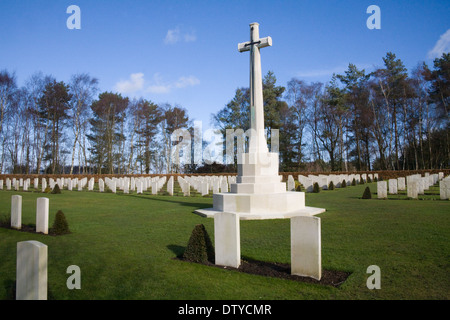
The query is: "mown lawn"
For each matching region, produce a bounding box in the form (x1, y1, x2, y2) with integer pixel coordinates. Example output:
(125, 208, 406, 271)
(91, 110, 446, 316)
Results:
(0, 182, 448, 300)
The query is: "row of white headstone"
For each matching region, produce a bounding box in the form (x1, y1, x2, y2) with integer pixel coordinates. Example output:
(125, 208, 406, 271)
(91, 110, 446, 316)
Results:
(295, 173, 378, 192)
(377, 172, 448, 199)
(0, 175, 237, 196)
(10, 195, 50, 234)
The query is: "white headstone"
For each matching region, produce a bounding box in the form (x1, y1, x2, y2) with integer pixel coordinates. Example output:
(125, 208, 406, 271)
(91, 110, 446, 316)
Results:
(184, 182, 191, 197)
(99, 179, 104, 192)
(418, 178, 425, 195)
(388, 179, 398, 194)
(440, 179, 450, 200)
(287, 175, 295, 191)
(201, 182, 209, 196)
(11, 195, 22, 229)
(407, 180, 418, 199)
(16, 240, 47, 300)
(167, 176, 174, 196)
(152, 181, 158, 195)
(291, 216, 321, 280)
(88, 178, 94, 191)
(214, 212, 240, 268)
(220, 179, 228, 193)
(397, 177, 406, 191)
(377, 181, 387, 198)
(36, 197, 49, 234)
(123, 179, 129, 194)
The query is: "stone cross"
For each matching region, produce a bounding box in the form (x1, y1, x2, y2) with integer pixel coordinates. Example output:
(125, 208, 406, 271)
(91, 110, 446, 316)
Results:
(238, 22, 272, 154)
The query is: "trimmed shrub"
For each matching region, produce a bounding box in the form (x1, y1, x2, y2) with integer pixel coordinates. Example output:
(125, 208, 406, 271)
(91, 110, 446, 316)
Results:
(313, 182, 320, 193)
(51, 184, 61, 194)
(352, 178, 357, 186)
(44, 187, 52, 193)
(328, 181, 334, 190)
(362, 186, 372, 199)
(51, 210, 70, 235)
(367, 176, 372, 183)
(295, 183, 302, 191)
(183, 224, 215, 264)
(341, 180, 347, 188)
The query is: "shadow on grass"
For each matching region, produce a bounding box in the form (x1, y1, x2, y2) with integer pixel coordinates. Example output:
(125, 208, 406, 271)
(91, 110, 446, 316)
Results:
(3, 279, 55, 300)
(167, 244, 186, 258)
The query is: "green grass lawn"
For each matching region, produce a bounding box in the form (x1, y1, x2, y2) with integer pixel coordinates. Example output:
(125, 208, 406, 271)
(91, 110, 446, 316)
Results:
(0, 182, 449, 300)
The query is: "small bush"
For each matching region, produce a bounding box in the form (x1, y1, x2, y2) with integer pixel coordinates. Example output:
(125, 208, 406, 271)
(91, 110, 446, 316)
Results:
(328, 181, 334, 190)
(362, 186, 372, 199)
(183, 224, 215, 264)
(51, 210, 70, 235)
(367, 176, 372, 183)
(313, 182, 320, 193)
(295, 183, 302, 191)
(51, 184, 61, 194)
(352, 178, 357, 186)
(44, 187, 52, 193)
(341, 180, 347, 188)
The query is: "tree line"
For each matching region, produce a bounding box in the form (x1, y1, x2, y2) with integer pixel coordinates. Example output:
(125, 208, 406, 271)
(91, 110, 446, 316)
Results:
(214, 52, 449, 172)
(0, 72, 190, 174)
(0, 51, 448, 174)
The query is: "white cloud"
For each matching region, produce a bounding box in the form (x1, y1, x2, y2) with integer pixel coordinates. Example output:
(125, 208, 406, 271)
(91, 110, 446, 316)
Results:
(114, 73, 144, 94)
(164, 28, 180, 45)
(428, 29, 450, 59)
(174, 76, 200, 88)
(183, 32, 196, 43)
(164, 27, 196, 45)
(114, 73, 200, 95)
(145, 73, 200, 94)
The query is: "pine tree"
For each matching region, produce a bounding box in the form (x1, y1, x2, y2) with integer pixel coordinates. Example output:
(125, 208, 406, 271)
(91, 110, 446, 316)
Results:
(51, 210, 70, 235)
(183, 224, 215, 263)
(362, 186, 372, 199)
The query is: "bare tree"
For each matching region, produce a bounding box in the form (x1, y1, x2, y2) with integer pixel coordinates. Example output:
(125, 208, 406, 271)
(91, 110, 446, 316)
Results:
(68, 73, 98, 174)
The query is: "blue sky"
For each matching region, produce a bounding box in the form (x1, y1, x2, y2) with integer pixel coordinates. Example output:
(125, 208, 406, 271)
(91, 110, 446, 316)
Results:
(1, 0, 449, 129)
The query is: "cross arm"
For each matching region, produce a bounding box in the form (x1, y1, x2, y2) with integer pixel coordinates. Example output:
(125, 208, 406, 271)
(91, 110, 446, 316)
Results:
(238, 36, 272, 52)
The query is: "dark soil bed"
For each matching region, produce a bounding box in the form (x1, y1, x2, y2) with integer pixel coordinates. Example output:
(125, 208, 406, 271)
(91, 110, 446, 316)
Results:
(175, 256, 350, 287)
(0, 224, 70, 236)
